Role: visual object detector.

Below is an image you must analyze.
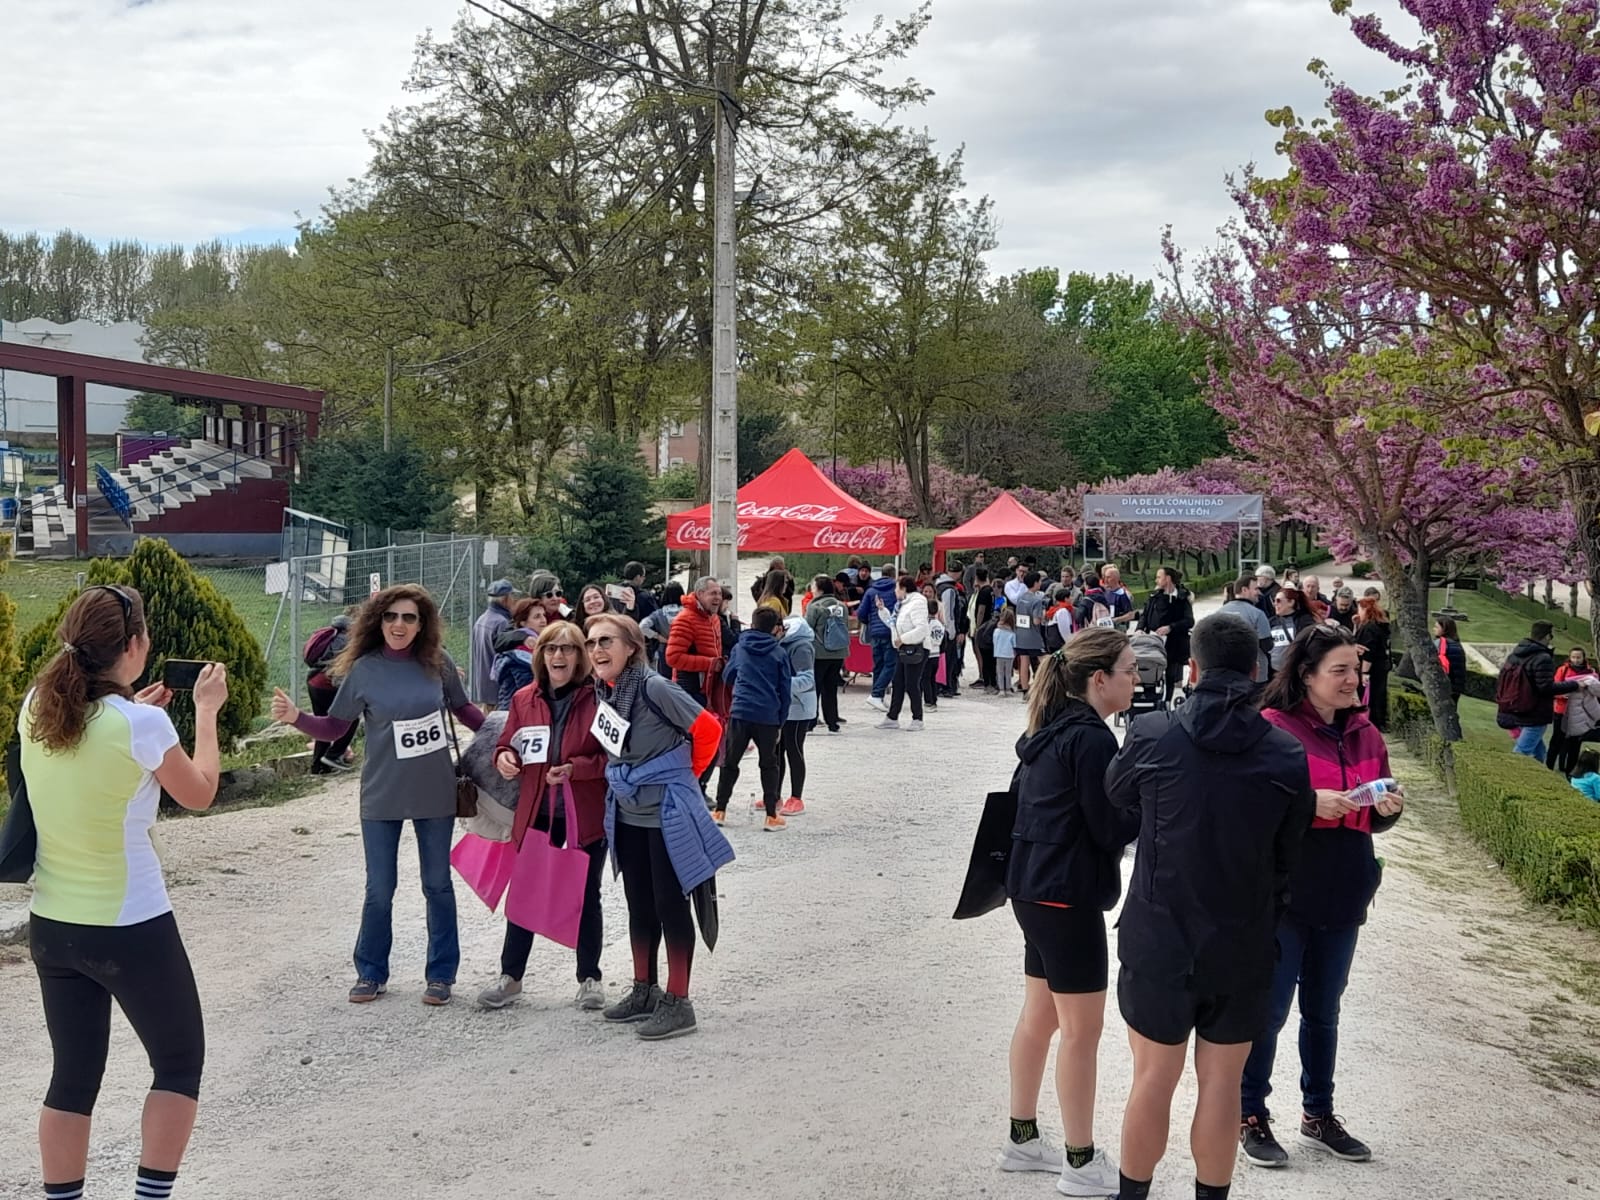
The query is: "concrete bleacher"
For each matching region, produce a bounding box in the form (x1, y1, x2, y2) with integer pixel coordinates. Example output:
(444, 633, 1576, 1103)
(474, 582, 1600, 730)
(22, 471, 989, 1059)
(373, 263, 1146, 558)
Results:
(10, 440, 278, 558)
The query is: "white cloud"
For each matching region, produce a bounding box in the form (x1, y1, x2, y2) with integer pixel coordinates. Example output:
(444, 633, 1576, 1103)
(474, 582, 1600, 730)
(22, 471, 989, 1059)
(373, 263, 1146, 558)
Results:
(2, 0, 1419, 278)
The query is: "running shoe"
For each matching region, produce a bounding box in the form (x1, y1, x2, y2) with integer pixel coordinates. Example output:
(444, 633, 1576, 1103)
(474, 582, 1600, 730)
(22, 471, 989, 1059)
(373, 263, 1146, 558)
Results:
(603, 980, 663, 1023)
(1300, 1113, 1371, 1161)
(907, 719, 924, 731)
(637, 993, 697, 1041)
(875, 718, 899, 730)
(575, 977, 606, 1011)
(1055, 1148, 1119, 1196)
(348, 979, 387, 1003)
(710, 809, 726, 825)
(422, 981, 452, 1006)
(477, 975, 522, 1009)
(752, 797, 766, 811)
(997, 1136, 1063, 1173)
(866, 696, 888, 712)
(780, 796, 805, 816)
(1240, 1115, 1288, 1167)
(763, 814, 787, 831)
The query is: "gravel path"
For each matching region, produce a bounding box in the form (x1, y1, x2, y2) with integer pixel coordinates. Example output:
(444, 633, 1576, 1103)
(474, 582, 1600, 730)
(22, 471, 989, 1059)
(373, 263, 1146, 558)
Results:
(2, 578, 1598, 1198)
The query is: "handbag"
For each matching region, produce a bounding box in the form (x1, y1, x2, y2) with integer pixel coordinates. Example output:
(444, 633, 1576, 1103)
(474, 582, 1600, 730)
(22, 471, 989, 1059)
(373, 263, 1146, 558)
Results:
(450, 832, 516, 910)
(953, 768, 1020, 920)
(0, 733, 37, 884)
(503, 780, 591, 949)
(465, 790, 514, 842)
(442, 708, 478, 819)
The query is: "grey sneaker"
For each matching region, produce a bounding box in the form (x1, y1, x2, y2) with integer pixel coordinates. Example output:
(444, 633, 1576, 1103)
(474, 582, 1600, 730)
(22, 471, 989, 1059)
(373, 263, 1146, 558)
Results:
(875, 718, 899, 730)
(575, 977, 606, 1011)
(907, 719, 924, 731)
(477, 975, 522, 1009)
(422, 981, 453, 1006)
(348, 979, 387, 1003)
(637, 992, 697, 1041)
(603, 980, 663, 1023)
(997, 1136, 1064, 1173)
(319, 754, 354, 773)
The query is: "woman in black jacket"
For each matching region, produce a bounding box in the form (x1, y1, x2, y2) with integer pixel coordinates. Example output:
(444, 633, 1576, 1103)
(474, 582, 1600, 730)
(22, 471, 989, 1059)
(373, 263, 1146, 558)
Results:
(999, 628, 1139, 1194)
(1352, 596, 1391, 730)
(1432, 617, 1468, 708)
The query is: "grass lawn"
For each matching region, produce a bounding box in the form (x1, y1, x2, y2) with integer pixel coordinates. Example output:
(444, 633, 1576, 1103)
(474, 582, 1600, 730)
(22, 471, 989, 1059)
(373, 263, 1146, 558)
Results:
(1427, 586, 1586, 653)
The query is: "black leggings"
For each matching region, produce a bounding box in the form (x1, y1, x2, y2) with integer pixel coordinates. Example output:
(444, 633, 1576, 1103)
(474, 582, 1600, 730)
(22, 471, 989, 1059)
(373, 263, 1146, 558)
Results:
(888, 655, 925, 720)
(775, 719, 810, 800)
(816, 658, 843, 731)
(501, 830, 607, 982)
(307, 681, 357, 769)
(30, 912, 205, 1115)
(714, 718, 783, 816)
(612, 821, 696, 997)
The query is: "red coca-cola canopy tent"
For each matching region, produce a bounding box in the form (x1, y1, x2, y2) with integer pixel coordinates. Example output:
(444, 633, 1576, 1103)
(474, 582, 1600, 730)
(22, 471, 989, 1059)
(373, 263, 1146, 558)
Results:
(666, 448, 907, 555)
(932, 491, 1075, 571)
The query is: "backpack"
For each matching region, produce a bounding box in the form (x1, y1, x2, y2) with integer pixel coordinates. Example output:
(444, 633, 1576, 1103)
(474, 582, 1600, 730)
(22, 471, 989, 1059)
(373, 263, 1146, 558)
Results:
(303, 626, 343, 671)
(1042, 604, 1069, 653)
(1495, 656, 1539, 716)
(819, 601, 850, 654)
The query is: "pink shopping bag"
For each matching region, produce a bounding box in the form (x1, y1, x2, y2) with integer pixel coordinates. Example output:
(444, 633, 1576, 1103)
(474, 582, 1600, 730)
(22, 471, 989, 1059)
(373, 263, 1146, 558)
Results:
(451, 832, 516, 911)
(503, 781, 589, 949)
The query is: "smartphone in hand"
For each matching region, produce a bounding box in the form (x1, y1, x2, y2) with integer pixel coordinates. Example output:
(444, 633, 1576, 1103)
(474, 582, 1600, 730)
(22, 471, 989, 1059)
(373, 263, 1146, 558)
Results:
(161, 659, 213, 691)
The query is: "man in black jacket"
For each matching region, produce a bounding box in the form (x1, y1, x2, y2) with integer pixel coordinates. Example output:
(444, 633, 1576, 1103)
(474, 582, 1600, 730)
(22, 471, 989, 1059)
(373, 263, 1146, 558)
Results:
(1104, 613, 1315, 1200)
(1139, 565, 1196, 696)
(1497, 619, 1595, 759)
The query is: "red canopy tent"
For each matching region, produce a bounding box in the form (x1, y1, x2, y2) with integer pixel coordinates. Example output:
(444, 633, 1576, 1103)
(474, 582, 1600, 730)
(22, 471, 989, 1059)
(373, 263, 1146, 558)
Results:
(665, 448, 906, 556)
(932, 491, 1075, 571)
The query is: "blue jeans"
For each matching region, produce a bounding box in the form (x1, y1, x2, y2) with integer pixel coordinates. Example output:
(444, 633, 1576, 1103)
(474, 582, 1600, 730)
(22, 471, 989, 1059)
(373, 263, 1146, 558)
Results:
(870, 632, 898, 698)
(1240, 918, 1361, 1121)
(1512, 724, 1548, 759)
(355, 816, 459, 986)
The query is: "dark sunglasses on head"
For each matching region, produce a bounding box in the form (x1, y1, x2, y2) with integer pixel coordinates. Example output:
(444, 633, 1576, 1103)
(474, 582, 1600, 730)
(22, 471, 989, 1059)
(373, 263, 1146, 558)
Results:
(382, 610, 420, 626)
(96, 584, 134, 639)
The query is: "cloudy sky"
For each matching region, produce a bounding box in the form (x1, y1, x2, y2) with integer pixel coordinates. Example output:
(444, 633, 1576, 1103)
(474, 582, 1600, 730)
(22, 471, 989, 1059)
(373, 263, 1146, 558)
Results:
(2, 0, 1415, 281)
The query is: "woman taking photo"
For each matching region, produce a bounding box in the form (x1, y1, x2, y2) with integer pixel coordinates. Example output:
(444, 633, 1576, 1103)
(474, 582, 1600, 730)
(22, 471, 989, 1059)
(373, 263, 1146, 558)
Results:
(1268, 587, 1312, 678)
(586, 613, 730, 1041)
(1351, 595, 1391, 730)
(1240, 625, 1403, 1167)
(271, 584, 484, 1006)
(577, 585, 612, 621)
(999, 628, 1137, 1195)
(21, 585, 228, 1200)
(877, 574, 930, 731)
(480, 622, 610, 1010)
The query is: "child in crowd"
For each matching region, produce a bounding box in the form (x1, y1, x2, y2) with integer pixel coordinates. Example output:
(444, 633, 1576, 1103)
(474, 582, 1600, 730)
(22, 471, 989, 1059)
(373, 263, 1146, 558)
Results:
(994, 608, 1018, 696)
(713, 607, 793, 830)
(1573, 750, 1600, 802)
(925, 596, 948, 710)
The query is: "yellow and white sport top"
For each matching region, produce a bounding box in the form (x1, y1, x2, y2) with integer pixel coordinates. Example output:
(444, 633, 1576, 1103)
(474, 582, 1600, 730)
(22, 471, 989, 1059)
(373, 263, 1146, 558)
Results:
(19, 690, 180, 926)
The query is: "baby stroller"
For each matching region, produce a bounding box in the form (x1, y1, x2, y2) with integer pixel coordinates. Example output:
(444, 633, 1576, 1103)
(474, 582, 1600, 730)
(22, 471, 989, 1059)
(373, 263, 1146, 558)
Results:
(1128, 632, 1171, 717)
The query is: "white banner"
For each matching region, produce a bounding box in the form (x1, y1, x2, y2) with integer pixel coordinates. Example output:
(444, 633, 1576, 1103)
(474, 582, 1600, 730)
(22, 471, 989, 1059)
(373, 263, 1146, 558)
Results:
(1083, 494, 1263, 524)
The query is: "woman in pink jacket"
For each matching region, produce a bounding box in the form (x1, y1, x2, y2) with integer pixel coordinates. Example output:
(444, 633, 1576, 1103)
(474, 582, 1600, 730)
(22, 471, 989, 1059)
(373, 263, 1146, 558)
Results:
(1239, 625, 1404, 1170)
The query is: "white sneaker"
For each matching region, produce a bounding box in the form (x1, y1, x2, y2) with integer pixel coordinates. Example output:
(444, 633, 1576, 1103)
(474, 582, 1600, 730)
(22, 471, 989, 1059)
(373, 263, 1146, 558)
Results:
(875, 718, 899, 730)
(1057, 1148, 1120, 1197)
(998, 1136, 1064, 1174)
(866, 696, 888, 712)
(907, 719, 924, 731)
(575, 977, 606, 1011)
(477, 975, 522, 1009)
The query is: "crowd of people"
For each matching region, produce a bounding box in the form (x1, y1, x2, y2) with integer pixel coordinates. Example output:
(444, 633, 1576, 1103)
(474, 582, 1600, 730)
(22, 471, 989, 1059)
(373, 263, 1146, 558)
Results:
(19, 545, 1584, 1200)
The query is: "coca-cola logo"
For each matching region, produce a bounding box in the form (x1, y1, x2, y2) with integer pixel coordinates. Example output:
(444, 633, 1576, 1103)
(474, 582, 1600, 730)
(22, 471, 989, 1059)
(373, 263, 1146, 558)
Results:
(736, 502, 843, 522)
(811, 524, 892, 551)
(672, 520, 752, 547)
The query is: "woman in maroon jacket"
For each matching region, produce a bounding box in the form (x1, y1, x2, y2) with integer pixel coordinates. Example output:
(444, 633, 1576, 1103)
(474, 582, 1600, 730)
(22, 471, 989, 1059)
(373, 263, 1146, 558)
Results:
(1240, 625, 1404, 1169)
(479, 621, 610, 1011)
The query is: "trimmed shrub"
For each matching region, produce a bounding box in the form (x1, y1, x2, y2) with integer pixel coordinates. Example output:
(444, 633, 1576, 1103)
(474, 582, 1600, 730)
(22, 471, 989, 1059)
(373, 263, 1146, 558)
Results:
(1454, 739, 1600, 926)
(0, 537, 20, 818)
(1350, 560, 1375, 577)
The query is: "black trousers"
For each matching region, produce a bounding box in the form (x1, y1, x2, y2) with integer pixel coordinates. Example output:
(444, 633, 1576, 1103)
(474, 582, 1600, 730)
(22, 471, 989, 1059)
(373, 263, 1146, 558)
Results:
(888, 654, 925, 721)
(816, 658, 844, 731)
(714, 718, 783, 816)
(775, 718, 810, 800)
(613, 820, 696, 996)
(500, 832, 607, 983)
(923, 652, 940, 706)
(976, 646, 996, 689)
(940, 635, 962, 696)
(31, 912, 205, 1115)
(308, 680, 357, 770)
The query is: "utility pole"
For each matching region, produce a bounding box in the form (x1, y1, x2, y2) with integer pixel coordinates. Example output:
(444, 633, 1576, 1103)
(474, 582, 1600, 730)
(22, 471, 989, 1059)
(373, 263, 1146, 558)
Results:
(383, 348, 394, 452)
(709, 62, 740, 594)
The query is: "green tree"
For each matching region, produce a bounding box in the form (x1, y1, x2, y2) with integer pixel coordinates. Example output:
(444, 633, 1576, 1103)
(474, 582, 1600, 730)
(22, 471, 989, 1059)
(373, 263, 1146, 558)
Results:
(1054, 273, 1226, 480)
(123, 393, 203, 437)
(293, 433, 455, 532)
(540, 433, 663, 584)
(0, 537, 23, 804)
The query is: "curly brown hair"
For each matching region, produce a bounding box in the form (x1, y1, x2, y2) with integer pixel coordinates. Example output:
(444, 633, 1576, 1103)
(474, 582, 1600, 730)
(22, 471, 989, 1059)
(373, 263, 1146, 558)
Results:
(331, 584, 446, 680)
(28, 585, 147, 752)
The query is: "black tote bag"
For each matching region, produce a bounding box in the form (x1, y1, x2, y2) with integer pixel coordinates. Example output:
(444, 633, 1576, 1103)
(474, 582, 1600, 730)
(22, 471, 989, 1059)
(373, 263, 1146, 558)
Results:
(0, 734, 37, 884)
(952, 768, 1019, 920)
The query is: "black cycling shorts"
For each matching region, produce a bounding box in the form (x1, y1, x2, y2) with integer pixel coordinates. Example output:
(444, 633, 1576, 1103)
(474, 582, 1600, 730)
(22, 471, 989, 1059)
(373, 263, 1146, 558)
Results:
(1013, 900, 1108, 994)
(1117, 965, 1268, 1046)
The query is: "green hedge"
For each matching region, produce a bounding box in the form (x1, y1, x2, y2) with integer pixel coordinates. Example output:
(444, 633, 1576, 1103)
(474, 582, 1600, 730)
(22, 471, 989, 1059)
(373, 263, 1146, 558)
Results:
(1390, 689, 1600, 927)
(1496, 589, 1589, 639)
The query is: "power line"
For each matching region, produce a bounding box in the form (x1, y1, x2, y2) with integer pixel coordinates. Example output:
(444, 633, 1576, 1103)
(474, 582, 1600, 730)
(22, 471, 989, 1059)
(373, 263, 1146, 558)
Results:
(396, 123, 714, 378)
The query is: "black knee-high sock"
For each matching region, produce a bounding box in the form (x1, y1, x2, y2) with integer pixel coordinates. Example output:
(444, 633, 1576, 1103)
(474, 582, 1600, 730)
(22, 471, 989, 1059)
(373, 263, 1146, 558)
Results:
(1195, 1182, 1231, 1200)
(43, 1182, 84, 1200)
(136, 1165, 178, 1199)
(1119, 1173, 1153, 1200)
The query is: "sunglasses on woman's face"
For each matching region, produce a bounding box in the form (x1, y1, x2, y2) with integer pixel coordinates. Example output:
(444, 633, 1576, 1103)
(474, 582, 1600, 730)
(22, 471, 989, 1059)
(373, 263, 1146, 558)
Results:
(545, 642, 581, 656)
(382, 611, 420, 626)
(585, 635, 618, 651)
